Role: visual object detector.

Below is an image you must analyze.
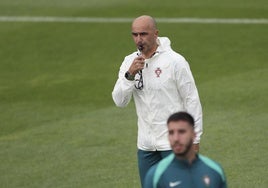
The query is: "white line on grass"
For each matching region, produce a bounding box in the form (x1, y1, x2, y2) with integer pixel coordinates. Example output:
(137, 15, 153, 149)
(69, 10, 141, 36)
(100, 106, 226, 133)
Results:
(0, 16, 268, 24)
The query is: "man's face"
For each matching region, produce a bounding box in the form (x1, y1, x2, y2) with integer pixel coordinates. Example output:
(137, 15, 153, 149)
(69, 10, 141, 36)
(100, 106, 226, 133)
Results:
(168, 120, 195, 157)
(131, 20, 158, 55)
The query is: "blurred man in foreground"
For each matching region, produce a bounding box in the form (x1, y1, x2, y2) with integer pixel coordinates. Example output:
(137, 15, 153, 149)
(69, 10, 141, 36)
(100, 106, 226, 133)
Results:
(144, 112, 227, 188)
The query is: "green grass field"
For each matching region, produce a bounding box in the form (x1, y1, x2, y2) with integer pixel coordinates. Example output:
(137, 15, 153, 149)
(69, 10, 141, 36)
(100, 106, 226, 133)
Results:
(0, 0, 267, 187)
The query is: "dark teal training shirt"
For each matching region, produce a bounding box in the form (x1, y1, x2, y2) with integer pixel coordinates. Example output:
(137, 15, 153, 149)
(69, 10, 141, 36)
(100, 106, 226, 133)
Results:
(144, 153, 227, 188)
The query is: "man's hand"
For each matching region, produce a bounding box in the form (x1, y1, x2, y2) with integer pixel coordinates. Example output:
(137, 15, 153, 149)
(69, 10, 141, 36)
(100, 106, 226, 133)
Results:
(193, 144, 199, 153)
(128, 56, 145, 75)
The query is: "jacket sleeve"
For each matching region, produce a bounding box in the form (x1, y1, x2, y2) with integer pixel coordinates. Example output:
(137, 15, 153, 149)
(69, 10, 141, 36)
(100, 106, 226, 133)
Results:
(112, 57, 135, 107)
(175, 60, 203, 143)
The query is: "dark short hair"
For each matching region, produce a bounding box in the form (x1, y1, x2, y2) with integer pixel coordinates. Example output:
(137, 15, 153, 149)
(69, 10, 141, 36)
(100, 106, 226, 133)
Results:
(167, 112, 195, 127)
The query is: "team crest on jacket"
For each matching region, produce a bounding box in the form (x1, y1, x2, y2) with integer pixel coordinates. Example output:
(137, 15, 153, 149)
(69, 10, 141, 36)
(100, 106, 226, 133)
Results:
(155, 67, 162, 77)
(203, 175, 210, 186)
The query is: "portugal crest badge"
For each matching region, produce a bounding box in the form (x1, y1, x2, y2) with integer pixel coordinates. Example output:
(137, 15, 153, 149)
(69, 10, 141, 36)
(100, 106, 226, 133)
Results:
(203, 175, 210, 187)
(155, 67, 162, 77)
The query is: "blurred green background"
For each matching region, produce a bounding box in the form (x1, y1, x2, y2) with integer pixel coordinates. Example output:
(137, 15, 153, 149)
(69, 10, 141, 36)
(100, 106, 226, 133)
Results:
(0, 0, 267, 187)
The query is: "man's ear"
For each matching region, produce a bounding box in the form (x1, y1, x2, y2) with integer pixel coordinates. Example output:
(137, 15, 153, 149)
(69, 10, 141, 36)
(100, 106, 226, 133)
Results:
(154, 30, 159, 37)
(193, 130, 197, 140)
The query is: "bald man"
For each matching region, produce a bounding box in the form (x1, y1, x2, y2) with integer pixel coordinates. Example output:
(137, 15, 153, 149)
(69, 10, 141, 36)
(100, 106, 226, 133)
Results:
(112, 15, 203, 187)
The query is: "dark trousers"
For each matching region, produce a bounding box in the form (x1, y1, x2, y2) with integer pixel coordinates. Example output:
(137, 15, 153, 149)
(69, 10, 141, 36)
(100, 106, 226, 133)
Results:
(137, 149, 172, 188)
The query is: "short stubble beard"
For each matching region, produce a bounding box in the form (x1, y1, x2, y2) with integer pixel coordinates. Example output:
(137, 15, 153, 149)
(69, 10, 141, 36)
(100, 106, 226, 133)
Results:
(174, 139, 193, 158)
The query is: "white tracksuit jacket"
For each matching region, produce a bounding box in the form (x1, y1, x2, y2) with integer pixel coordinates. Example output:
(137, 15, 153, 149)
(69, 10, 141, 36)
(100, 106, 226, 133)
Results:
(112, 37, 203, 151)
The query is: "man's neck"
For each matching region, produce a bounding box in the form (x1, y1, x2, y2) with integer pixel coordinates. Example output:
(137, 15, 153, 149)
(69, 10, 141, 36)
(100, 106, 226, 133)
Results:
(175, 150, 197, 164)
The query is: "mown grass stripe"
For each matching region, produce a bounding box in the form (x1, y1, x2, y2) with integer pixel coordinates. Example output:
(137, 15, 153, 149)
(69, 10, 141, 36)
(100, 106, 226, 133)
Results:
(0, 16, 268, 24)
